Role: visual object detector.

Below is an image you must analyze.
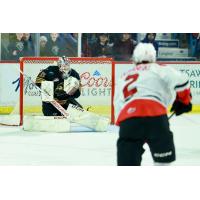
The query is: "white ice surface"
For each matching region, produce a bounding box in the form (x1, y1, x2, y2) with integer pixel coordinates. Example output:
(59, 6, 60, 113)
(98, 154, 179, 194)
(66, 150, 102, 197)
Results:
(0, 114, 200, 165)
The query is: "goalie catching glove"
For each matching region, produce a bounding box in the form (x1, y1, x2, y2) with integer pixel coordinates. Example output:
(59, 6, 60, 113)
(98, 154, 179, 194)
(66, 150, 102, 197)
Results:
(170, 101, 192, 116)
(54, 76, 80, 100)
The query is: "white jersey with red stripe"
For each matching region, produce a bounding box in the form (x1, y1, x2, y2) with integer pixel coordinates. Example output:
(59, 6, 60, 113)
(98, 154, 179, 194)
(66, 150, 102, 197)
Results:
(114, 63, 191, 125)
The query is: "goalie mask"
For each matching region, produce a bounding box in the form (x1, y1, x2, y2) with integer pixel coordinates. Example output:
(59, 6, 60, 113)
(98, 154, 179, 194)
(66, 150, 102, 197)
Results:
(133, 43, 156, 64)
(57, 56, 71, 78)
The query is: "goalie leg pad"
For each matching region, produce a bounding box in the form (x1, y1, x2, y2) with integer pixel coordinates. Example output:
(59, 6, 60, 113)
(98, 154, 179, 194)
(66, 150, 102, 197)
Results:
(95, 117, 110, 132)
(23, 116, 70, 132)
(66, 104, 110, 132)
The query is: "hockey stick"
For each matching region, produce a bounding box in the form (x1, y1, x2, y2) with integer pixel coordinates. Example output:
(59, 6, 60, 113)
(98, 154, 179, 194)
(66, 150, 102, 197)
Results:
(168, 112, 200, 126)
(181, 115, 200, 126)
(168, 112, 175, 120)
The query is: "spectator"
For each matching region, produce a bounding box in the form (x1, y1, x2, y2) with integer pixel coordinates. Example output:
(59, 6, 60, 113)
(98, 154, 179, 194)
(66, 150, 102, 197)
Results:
(81, 33, 93, 57)
(7, 33, 25, 60)
(71, 33, 78, 44)
(1, 43, 9, 60)
(193, 33, 200, 59)
(141, 33, 158, 54)
(40, 36, 48, 56)
(109, 33, 137, 45)
(61, 33, 78, 57)
(83, 33, 98, 45)
(109, 33, 121, 45)
(1, 34, 10, 60)
(62, 41, 78, 57)
(45, 33, 63, 56)
(91, 33, 112, 58)
(60, 33, 77, 46)
(113, 33, 137, 61)
(22, 33, 35, 56)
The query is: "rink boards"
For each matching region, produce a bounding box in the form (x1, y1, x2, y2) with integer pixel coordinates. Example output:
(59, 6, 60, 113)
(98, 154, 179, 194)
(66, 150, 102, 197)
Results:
(1, 61, 200, 119)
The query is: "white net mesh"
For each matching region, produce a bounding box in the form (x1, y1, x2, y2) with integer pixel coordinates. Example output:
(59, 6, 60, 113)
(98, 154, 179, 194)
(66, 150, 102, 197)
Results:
(0, 57, 113, 126)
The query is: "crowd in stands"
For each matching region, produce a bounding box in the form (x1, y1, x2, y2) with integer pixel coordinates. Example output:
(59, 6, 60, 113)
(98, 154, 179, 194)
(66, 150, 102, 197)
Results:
(82, 33, 158, 61)
(1, 33, 200, 61)
(40, 33, 78, 57)
(192, 33, 200, 59)
(1, 33, 78, 61)
(1, 33, 35, 60)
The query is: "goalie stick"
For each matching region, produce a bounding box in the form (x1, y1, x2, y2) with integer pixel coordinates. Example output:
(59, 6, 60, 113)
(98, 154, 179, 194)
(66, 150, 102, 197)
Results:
(67, 98, 92, 112)
(67, 97, 83, 108)
(67, 97, 93, 111)
(68, 99, 91, 111)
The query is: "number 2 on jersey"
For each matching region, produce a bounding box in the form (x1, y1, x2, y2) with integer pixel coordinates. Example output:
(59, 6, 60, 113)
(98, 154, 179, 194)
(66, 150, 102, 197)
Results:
(123, 74, 139, 100)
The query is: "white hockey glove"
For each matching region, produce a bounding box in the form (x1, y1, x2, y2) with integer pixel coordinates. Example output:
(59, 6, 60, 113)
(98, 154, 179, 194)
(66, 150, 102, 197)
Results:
(64, 76, 80, 95)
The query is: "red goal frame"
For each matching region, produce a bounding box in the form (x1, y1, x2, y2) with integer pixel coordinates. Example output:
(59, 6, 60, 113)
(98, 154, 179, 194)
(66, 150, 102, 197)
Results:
(19, 57, 115, 126)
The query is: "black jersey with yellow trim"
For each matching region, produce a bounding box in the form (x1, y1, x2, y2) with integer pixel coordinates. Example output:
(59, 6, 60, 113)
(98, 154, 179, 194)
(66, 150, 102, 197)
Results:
(35, 65, 81, 100)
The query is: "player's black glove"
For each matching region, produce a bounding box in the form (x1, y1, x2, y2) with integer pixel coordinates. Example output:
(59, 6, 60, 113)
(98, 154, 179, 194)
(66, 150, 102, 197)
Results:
(170, 101, 192, 116)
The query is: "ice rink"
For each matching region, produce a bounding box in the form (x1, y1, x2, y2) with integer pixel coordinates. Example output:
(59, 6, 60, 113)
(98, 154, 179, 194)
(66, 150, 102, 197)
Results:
(0, 114, 200, 166)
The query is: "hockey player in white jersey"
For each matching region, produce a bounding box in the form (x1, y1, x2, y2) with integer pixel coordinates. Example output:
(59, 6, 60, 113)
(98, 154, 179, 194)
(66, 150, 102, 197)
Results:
(114, 43, 192, 166)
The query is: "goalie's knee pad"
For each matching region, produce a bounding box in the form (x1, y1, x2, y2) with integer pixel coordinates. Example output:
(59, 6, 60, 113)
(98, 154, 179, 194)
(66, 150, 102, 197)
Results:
(23, 116, 70, 132)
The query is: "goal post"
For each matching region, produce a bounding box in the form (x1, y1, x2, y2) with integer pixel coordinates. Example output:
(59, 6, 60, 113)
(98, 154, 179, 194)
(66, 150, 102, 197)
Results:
(19, 57, 115, 126)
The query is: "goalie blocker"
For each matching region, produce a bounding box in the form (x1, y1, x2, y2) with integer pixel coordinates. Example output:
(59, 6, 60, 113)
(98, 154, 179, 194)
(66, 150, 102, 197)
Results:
(23, 104, 110, 132)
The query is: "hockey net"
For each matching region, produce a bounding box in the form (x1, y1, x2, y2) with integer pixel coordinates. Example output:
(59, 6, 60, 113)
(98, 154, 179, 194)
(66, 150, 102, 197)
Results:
(0, 57, 114, 127)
